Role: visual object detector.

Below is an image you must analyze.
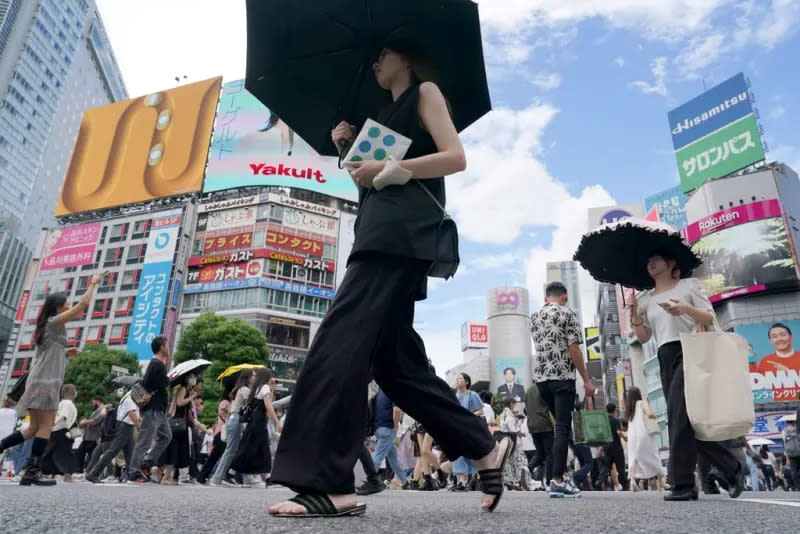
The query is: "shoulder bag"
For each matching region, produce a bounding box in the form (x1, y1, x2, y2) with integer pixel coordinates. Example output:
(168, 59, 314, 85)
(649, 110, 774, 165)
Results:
(415, 181, 460, 279)
(130, 382, 152, 408)
(8, 370, 29, 403)
(681, 322, 755, 441)
(167, 390, 188, 433)
(572, 396, 613, 447)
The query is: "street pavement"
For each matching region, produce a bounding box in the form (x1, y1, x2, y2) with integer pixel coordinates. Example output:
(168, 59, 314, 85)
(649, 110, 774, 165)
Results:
(0, 479, 798, 533)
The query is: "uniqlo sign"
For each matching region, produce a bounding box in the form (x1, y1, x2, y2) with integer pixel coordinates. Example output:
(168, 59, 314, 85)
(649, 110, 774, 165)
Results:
(461, 321, 489, 351)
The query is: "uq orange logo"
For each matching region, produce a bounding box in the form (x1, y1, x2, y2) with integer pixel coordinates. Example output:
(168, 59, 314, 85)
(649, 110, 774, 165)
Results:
(56, 77, 222, 216)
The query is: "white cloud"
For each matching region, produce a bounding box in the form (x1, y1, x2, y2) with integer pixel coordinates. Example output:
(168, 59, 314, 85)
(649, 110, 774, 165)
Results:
(531, 73, 562, 91)
(97, 0, 247, 97)
(614, 56, 625, 67)
(769, 105, 787, 120)
(630, 56, 669, 96)
(673, 33, 725, 78)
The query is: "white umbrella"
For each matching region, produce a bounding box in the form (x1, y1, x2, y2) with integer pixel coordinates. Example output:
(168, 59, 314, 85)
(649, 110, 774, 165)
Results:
(748, 437, 776, 447)
(779, 413, 797, 423)
(168, 359, 212, 384)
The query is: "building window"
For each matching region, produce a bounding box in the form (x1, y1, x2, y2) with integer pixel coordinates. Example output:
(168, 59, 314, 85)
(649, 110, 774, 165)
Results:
(114, 296, 134, 317)
(109, 323, 129, 345)
(66, 326, 83, 347)
(132, 219, 150, 239)
(191, 239, 203, 256)
(11, 357, 30, 377)
(103, 247, 124, 267)
(85, 325, 106, 345)
(75, 275, 90, 296)
(97, 272, 118, 294)
(98, 225, 107, 245)
(265, 322, 310, 349)
(120, 269, 141, 291)
(18, 328, 35, 351)
(82, 250, 101, 270)
(109, 223, 128, 242)
(92, 298, 111, 319)
(127, 244, 146, 264)
(25, 305, 41, 324)
(32, 280, 49, 300)
(54, 278, 74, 294)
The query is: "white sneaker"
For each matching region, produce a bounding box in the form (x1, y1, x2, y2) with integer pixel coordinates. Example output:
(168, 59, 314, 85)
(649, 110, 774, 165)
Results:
(549, 477, 582, 498)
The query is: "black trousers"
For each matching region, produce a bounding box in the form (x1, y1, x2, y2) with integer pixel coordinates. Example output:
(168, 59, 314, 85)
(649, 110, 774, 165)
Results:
(530, 431, 554, 483)
(88, 423, 134, 479)
(359, 444, 379, 484)
(199, 434, 225, 483)
(76, 439, 97, 472)
(536, 380, 576, 479)
(658, 341, 740, 489)
(570, 442, 593, 487)
(271, 253, 496, 494)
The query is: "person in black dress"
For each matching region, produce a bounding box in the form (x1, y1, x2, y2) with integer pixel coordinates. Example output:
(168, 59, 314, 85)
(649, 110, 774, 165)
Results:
(269, 42, 512, 518)
(157, 373, 197, 484)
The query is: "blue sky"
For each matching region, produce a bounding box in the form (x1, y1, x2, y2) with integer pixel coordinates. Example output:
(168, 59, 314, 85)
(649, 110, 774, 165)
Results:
(98, 0, 800, 377)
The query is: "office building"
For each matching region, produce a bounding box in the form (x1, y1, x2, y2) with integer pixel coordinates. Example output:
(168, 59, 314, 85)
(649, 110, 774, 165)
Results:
(546, 261, 583, 328)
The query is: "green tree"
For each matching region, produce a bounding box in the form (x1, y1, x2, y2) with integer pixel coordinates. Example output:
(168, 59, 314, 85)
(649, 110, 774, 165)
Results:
(174, 313, 270, 424)
(63, 344, 139, 418)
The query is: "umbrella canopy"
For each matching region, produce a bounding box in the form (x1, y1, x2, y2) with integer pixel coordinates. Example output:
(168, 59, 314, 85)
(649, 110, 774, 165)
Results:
(245, 0, 490, 156)
(111, 375, 140, 387)
(778, 413, 797, 423)
(217, 363, 265, 383)
(168, 359, 212, 384)
(747, 437, 776, 447)
(573, 217, 702, 291)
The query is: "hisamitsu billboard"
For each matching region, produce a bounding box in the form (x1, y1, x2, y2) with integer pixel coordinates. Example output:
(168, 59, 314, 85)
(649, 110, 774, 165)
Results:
(668, 73, 752, 151)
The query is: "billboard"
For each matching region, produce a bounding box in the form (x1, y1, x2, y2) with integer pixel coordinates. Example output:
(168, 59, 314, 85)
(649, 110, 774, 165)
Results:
(461, 321, 489, 351)
(644, 185, 688, 230)
(687, 199, 798, 302)
(128, 211, 181, 360)
(203, 79, 358, 202)
(585, 327, 602, 361)
(668, 73, 753, 150)
(40, 223, 102, 270)
(748, 411, 795, 440)
(335, 211, 357, 290)
(56, 77, 221, 215)
(736, 320, 800, 404)
(586, 203, 643, 231)
(676, 114, 765, 192)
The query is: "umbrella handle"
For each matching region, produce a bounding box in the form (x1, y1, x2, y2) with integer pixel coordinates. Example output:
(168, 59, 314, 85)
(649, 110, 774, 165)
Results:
(337, 138, 352, 169)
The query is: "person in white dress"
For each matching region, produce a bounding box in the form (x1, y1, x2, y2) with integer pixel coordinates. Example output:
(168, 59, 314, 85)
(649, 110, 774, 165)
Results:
(624, 387, 664, 491)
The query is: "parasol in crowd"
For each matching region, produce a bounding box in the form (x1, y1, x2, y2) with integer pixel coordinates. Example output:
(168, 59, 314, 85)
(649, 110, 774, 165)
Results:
(111, 375, 140, 387)
(168, 359, 212, 385)
(573, 217, 702, 291)
(747, 437, 775, 447)
(245, 0, 490, 157)
(217, 363, 265, 383)
(779, 413, 797, 423)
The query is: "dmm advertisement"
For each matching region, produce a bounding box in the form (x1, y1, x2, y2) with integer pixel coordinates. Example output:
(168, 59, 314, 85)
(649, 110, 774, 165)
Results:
(40, 223, 102, 271)
(667, 72, 752, 151)
(128, 211, 181, 360)
(676, 114, 765, 193)
(736, 320, 800, 403)
(644, 185, 688, 231)
(203, 79, 358, 202)
(687, 199, 798, 302)
(56, 77, 221, 215)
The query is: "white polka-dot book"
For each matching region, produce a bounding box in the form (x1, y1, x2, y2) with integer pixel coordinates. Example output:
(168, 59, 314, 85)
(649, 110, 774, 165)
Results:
(344, 118, 413, 163)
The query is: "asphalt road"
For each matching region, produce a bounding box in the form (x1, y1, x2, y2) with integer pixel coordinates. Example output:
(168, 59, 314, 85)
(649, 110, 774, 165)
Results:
(0, 480, 798, 533)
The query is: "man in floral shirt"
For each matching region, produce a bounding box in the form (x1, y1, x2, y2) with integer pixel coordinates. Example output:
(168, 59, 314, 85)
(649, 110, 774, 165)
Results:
(531, 282, 594, 498)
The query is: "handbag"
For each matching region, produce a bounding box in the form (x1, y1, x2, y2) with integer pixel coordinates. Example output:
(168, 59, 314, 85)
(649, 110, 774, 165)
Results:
(168, 416, 187, 433)
(681, 323, 755, 441)
(572, 396, 613, 446)
(8, 370, 29, 403)
(130, 382, 152, 408)
(414, 180, 459, 279)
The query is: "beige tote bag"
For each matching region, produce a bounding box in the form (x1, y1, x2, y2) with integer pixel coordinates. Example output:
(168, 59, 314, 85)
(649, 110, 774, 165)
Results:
(680, 328, 755, 441)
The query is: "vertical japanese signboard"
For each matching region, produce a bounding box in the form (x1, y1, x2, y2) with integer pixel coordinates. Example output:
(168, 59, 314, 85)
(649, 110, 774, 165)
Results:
(129, 210, 181, 360)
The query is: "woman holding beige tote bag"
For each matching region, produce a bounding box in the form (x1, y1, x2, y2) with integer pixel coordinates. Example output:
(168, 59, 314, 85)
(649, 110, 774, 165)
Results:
(630, 250, 746, 502)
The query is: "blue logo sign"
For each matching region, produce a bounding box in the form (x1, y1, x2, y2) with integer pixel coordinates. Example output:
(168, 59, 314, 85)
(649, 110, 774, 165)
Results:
(645, 185, 688, 230)
(154, 232, 170, 249)
(600, 209, 633, 225)
(668, 73, 752, 151)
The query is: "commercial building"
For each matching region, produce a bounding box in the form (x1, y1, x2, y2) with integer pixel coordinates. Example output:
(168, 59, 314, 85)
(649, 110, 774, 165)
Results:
(179, 191, 356, 388)
(546, 261, 583, 328)
(0, 0, 126, 353)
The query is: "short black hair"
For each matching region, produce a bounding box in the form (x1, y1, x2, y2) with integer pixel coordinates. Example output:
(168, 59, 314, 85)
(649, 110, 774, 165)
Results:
(546, 282, 567, 297)
(606, 403, 617, 414)
(503, 367, 516, 376)
(769, 323, 792, 337)
(195, 376, 204, 384)
(151, 336, 167, 355)
(93, 396, 104, 403)
(480, 390, 493, 404)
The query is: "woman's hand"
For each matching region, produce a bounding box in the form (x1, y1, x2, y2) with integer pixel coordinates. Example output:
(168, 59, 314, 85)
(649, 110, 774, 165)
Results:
(664, 299, 689, 316)
(66, 348, 81, 359)
(90, 271, 109, 286)
(331, 121, 356, 149)
(344, 160, 386, 188)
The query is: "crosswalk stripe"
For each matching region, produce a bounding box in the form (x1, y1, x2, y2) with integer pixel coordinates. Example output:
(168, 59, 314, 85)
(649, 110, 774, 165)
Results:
(737, 498, 800, 508)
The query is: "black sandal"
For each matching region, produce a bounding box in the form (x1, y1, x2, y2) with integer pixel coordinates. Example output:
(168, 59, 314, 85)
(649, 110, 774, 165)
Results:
(270, 493, 367, 518)
(478, 436, 514, 513)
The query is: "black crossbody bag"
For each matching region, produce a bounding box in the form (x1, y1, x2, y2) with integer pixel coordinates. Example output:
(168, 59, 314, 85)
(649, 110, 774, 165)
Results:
(414, 180, 460, 279)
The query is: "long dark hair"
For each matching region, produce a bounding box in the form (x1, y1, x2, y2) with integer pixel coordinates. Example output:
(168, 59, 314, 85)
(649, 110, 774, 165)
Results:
(458, 372, 472, 390)
(35, 292, 68, 346)
(378, 41, 452, 118)
(760, 444, 769, 459)
(625, 387, 643, 423)
(247, 368, 275, 404)
(230, 368, 255, 401)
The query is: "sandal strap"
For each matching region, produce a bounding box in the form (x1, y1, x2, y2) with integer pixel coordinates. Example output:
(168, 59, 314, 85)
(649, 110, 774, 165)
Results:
(478, 468, 503, 496)
(289, 493, 336, 515)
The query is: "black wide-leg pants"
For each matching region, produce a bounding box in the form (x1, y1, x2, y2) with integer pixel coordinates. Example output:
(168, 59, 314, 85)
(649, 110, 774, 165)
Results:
(271, 253, 496, 495)
(658, 341, 740, 489)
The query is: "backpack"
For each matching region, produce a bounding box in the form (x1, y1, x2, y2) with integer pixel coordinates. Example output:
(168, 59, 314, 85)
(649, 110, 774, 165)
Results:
(101, 405, 118, 442)
(784, 424, 800, 457)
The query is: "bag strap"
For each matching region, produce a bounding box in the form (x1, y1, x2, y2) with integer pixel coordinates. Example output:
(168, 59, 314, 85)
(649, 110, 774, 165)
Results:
(414, 180, 449, 217)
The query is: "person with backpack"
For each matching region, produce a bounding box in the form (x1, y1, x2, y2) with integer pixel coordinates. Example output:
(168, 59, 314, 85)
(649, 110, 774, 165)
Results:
(783, 415, 800, 491)
(86, 391, 140, 484)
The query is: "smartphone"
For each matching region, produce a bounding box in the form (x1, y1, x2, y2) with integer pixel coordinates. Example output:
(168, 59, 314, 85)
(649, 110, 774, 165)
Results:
(658, 302, 671, 310)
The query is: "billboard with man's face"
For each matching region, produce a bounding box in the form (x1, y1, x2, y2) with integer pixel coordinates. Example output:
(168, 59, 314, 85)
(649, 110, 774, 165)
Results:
(735, 319, 800, 403)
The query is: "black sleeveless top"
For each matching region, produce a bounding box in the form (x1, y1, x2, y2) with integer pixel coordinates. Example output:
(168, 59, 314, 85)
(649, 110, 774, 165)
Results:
(349, 84, 446, 264)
